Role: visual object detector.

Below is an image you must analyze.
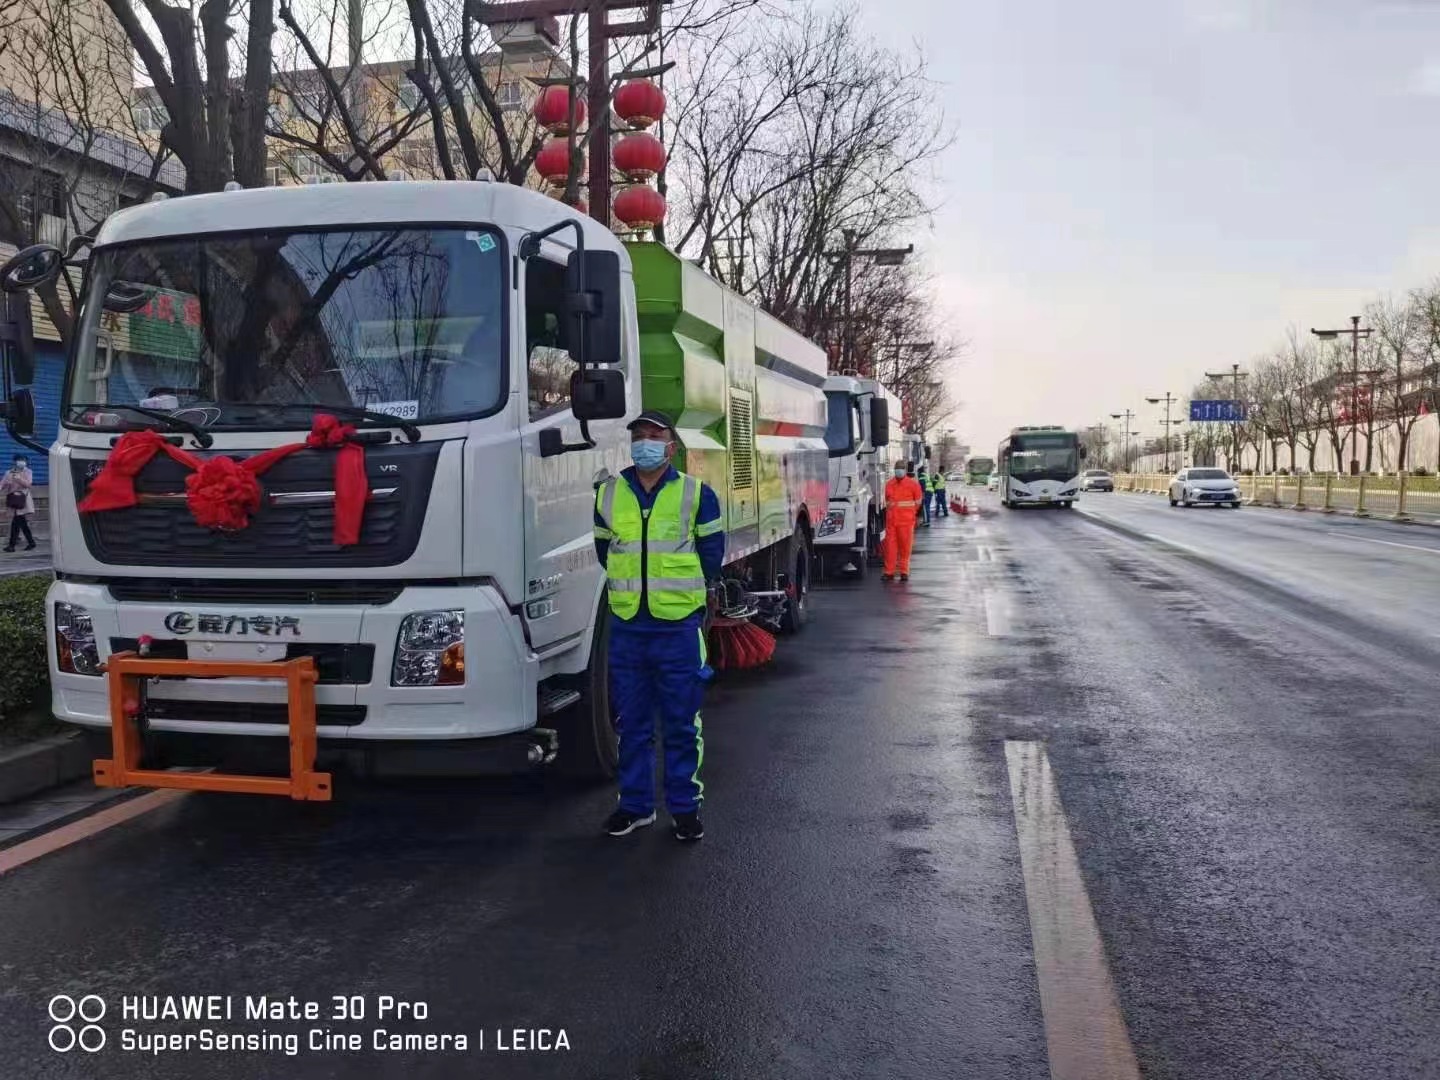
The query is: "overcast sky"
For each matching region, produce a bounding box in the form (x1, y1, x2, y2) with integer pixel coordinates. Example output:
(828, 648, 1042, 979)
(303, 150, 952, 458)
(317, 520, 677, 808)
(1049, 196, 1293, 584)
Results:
(856, 0, 1440, 454)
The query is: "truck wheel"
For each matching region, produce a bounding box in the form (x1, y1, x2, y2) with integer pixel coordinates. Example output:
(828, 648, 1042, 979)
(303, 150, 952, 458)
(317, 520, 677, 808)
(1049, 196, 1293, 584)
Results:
(866, 513, 884, 566)
(554, 609, 619, 780)
(778, 531, 811, 635)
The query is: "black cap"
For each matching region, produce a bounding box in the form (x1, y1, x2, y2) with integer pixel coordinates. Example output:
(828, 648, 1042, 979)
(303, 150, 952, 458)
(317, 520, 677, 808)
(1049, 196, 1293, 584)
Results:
(627, 410, 677, 438)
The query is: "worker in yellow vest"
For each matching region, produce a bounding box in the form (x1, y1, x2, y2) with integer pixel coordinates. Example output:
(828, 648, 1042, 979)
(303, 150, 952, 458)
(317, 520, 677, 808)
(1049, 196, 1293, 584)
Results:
(593, 411, 725, 842)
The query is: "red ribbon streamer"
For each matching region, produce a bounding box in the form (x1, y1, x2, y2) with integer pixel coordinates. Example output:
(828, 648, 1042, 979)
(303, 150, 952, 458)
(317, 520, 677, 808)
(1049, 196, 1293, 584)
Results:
(78, 414, 371, 547)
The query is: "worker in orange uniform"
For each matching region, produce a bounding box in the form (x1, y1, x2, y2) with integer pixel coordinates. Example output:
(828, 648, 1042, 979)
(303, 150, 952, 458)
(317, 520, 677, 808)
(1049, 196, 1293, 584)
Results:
(882, 461, 925, 582)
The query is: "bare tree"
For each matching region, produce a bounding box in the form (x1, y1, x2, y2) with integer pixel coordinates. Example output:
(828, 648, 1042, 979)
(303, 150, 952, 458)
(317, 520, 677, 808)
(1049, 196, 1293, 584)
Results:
(666, 4, 950, 335)
(102, 0, 275, 191)
(1367, 294, 1429, 472)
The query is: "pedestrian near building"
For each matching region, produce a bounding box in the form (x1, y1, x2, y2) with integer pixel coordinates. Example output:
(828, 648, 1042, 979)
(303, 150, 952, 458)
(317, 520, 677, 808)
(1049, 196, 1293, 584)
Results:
(1, 455, 37, 552)
(931, 470, 948, 517)
(882, 462, 925, 582)
(593, 411, 725, 842)
(915, 464, 931, 527)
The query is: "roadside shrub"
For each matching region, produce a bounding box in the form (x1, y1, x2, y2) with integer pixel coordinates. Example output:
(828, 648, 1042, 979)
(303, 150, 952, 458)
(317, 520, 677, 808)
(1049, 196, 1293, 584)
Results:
(1277, 467, 1290, 476)
(0, 574, 51, 729)
(1413, 467, 1431, 477)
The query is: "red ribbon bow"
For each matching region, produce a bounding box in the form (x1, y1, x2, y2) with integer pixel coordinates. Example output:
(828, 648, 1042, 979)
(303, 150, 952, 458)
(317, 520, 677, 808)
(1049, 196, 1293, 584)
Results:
(78, 415, 371, 546)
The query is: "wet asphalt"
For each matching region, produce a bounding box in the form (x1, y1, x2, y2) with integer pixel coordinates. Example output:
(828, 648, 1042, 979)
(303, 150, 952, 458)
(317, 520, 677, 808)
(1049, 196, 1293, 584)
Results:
(1, 491, 1438, 1079)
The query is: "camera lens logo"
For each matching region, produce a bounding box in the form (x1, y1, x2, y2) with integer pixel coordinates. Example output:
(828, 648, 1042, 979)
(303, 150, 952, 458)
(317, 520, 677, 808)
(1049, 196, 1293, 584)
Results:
(48, 994, 106, 1052)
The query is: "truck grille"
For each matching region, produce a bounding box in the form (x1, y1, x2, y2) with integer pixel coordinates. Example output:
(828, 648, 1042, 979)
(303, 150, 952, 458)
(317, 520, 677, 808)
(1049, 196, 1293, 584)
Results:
(73, 440, 440, 568)
(109, 639, 376, 684)
(106, 580, 404, 606)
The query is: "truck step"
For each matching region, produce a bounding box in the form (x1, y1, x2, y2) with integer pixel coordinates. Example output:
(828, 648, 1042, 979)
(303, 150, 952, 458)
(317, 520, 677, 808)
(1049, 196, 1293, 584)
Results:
(538, 688, 582, 716)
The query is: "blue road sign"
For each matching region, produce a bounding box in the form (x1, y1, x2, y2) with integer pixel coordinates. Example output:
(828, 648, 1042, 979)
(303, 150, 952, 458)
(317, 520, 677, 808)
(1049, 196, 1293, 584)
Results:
(1189, 399, 1247, 422)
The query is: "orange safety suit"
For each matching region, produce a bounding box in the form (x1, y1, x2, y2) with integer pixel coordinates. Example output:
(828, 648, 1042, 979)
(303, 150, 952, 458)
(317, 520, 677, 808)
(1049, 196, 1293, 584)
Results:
(883, 475, 926, 577)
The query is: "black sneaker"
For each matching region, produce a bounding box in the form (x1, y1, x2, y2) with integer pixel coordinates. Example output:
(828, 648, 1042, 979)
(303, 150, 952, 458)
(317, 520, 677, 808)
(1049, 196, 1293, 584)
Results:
(880, 574, 894, 582)
(899, 573, 909, 582)
(672, 812, 704, 842)
(602, 808, 655, 836)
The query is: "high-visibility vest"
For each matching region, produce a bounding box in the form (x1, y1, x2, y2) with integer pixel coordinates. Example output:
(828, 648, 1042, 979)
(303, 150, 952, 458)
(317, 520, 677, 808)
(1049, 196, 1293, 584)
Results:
(886, 477, 925, 525)
(931, 473, 945, 492)
(595, 472, 709, 621)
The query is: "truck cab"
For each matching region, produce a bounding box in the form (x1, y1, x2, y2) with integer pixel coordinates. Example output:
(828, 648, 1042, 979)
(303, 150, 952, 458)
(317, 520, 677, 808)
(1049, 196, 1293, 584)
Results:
(20, 181, 639, 778)
(815, 375, 893, 578)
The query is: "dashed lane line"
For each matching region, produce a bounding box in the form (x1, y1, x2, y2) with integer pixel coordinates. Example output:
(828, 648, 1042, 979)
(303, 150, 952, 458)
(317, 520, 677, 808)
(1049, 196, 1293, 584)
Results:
(1005, 740, 1141, 1080)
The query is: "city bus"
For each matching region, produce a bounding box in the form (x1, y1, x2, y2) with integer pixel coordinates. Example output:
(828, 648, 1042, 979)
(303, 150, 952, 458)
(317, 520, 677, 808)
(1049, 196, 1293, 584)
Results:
(996, 426, 1085, 508)
(964, 456, 994, 485)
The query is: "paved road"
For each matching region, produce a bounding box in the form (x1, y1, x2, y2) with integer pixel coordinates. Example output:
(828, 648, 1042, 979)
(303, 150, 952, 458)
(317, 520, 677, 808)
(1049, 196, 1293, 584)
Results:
(0, 495, 1437, 1078)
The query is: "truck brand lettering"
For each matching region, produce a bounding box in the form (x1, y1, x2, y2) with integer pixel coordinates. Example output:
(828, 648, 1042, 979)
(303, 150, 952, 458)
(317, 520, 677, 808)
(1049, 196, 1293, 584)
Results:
(164, 612, 301, 636)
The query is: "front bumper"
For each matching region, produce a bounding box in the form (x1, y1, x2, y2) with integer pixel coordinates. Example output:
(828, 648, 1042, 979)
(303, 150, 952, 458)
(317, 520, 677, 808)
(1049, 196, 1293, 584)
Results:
(46, 580, 537, 743)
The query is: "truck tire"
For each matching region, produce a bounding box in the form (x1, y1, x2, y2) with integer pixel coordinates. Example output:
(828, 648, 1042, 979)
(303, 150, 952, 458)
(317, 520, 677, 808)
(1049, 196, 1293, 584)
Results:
(866, 511, 884, 566)
(777, 530, 811, 635)
(554, 609, 619, 781)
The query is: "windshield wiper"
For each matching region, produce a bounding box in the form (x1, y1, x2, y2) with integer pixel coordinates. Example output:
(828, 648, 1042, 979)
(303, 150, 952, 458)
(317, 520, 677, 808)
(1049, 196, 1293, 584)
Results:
(276, 402, 421, 443)
(70, 402, 214, 448)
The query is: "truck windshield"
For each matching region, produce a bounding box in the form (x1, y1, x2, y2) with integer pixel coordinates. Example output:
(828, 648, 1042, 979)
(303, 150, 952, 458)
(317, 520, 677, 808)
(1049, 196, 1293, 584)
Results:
(66, 226, 507, 430)
(1009, 435, 1079, 481)
(824, 391, 857, 457)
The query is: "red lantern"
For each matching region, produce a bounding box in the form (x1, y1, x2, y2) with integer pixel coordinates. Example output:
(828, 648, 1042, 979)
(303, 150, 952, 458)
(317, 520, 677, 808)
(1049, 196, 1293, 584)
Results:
(533, 86, 585, 135)
(613, 79, 665, 130)
(613, 185, 666, 231)
(535, 138, 582, 185)
(613, 132, 666, 181)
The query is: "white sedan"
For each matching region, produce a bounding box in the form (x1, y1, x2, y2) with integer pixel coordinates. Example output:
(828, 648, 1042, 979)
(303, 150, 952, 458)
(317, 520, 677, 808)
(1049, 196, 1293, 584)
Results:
(1169, 467, 1242, 508)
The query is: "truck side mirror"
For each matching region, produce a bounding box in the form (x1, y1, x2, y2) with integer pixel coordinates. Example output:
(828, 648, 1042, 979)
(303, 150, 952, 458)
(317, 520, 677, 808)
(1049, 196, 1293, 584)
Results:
(1, 291, 36, 385)
(565, 249, 621, 367)
(0, 387, 35, 435)
(571, 367, 627, 421)
(869, 398, 890, 446)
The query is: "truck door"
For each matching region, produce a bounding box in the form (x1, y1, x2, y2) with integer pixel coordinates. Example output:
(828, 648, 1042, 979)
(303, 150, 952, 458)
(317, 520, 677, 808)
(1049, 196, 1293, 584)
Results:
(518, 250, 628, 656)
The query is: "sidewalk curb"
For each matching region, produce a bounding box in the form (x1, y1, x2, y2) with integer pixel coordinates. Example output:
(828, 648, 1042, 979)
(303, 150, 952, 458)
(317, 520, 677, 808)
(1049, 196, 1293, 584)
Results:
(0, 733, 93, 806)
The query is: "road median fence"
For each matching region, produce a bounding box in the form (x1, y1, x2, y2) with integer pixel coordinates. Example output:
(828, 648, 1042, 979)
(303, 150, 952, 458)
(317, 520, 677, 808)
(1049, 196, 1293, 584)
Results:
(1113, 473, 1440, 523)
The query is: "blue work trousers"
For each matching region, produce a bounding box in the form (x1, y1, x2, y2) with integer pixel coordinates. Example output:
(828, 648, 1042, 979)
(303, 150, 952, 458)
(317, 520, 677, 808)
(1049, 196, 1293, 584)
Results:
(610, 621, 707, 815)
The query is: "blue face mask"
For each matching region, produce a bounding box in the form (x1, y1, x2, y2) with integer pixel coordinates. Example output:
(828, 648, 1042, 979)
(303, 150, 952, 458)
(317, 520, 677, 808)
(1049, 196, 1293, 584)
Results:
(631, 440, 670, 471)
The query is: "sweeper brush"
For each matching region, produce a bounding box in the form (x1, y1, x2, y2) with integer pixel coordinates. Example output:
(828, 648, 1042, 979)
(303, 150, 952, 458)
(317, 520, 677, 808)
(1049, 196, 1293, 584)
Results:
(706, 580, 781, 671)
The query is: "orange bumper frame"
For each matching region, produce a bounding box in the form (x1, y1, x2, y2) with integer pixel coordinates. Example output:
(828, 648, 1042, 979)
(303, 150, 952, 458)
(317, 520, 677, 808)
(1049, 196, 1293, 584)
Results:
(93, 652, 332, 801)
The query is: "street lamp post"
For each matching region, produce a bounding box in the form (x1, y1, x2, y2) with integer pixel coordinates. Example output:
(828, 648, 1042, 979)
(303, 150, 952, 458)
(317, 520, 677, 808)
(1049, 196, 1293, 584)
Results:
(1310, 315, 1376, 476)
(1109, 409, 1135, 472)
(823, 230, 914, 373)
(1145, 392, 1182, 473)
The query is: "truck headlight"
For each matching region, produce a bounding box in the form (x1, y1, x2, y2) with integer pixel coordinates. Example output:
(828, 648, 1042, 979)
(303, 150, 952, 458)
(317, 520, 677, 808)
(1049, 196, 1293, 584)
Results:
(392, 610, 465, 686)
(55, 602, 102, 676)
(818, 510, 846, 537)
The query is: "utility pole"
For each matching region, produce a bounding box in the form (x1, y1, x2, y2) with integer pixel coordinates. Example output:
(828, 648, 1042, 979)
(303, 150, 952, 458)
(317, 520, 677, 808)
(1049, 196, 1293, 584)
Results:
(476, 0, 667, 226)
(823, 230, 913, 372)
(1109, 409, 1136, 472)
(1203, 363, 1248, 473)
(1145, 392, 1181, 473)
(1310, 315, 1375, 476)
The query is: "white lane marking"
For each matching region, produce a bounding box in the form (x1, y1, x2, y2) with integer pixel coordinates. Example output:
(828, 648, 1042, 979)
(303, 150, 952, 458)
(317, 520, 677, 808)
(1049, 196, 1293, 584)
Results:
(1005, 741, 1142, 1080)
(1325, 531, 1440, 556)
(976, 544, 995, 563)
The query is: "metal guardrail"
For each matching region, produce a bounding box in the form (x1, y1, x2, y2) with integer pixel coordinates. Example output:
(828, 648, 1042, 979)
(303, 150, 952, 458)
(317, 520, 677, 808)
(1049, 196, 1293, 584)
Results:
(1113, 473, 1440, 523)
